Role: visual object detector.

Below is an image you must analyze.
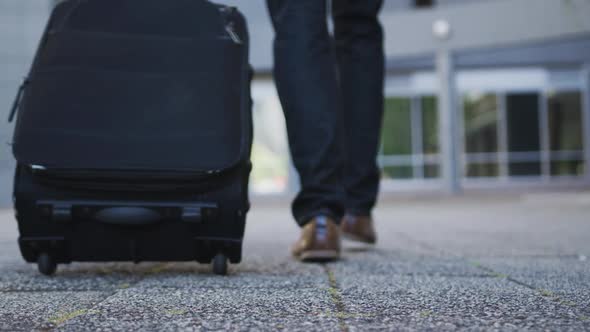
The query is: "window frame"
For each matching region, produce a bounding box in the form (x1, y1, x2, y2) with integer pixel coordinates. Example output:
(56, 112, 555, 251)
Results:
(459, 88, 586, 180)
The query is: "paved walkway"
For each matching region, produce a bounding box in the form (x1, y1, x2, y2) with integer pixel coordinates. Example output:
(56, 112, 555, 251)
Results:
(1, 192, 589, 331)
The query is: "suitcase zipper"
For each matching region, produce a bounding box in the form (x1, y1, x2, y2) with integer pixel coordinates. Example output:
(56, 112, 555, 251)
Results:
(26, 164, 244, 192)
(8, 78, 29, 123)
(28, 165, 226, 180)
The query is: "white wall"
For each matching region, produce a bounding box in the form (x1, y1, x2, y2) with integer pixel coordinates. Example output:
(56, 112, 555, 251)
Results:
(383, 0, 590, 58)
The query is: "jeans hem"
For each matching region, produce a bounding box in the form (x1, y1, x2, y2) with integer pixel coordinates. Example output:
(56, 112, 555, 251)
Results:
(344, 208, 373, 217)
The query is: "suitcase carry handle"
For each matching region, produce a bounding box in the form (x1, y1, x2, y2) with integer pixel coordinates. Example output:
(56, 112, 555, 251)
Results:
(94, 207, 162, 226)
(37, 200, 218, 226)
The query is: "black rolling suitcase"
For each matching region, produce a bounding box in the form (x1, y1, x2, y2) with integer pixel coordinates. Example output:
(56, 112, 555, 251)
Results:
(8, 0, 252, 275)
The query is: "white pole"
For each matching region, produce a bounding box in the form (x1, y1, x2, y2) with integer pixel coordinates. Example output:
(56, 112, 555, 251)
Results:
(433, 20, 462, 194)
(582, 64, 590, 181)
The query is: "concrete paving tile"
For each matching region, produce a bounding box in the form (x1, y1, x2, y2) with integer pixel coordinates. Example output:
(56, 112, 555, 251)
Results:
(136, 269, 327, 291)
(0, 291, 105, 331)
(373, 200, 590, 257)
(56, 287, 339, 332)
(96, 255, 328, 290)
(333, 249, 488, 278)
(0, 262, 156, 292)
(332, 274, 590, 331)
(475, 256, 590, 291)
(1, 253, 326, 294)
(235, 254, 325, 274)
(1, 195, 589, 331)
(474, 256, 590, 312)
(59, 319, 338, 332)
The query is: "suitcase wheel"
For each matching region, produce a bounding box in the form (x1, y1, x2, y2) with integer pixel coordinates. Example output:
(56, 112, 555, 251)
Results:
(37, 253, 57, 276)
(212, 253, 228, 276)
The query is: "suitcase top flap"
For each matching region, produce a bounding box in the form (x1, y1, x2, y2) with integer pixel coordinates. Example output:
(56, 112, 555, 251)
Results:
(12, 0, 251, 173)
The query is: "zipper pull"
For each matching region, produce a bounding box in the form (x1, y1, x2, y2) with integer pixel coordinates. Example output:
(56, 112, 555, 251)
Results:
(225, 22, 242, 45)
(30, 165, 47, 173)
(220, 6, 242, 45)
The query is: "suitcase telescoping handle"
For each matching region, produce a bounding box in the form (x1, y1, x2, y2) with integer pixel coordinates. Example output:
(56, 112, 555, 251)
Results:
(37, 201, 218, 226)
(94, 207, 163, 226)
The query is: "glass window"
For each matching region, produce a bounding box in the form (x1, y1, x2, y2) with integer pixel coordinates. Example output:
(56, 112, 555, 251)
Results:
(506, 93, 541, 176)
(381, 96, 440, 180)
(548, 91, 583, 151)
(381, 98, 412, 156)
(464, 93, 498, 153)
(551, 161, 585, 176)
(509, 162, 541, 176)
(463, 93, 500, 177)
(507, 93, 540, 152)
(382, 166, 413, 180)
(421, 96, 439, 154)
(466, 163, 499, 178)
(423, 164, 439, 178)
(415, 0, 435, 8)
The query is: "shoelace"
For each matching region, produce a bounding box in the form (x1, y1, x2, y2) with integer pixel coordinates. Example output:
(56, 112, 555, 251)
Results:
(316, 216, 328, 241)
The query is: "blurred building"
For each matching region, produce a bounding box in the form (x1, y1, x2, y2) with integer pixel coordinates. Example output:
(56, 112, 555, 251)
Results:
(377, 0, 590, 193)
(0, 0, 589, 204)
(228, 0, 590, 194)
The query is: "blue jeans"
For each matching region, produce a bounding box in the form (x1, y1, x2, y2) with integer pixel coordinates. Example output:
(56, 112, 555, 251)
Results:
(267, 0, 384, 226)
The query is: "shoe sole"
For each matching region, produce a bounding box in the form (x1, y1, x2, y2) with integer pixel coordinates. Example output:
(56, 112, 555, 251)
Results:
(298, 250, 340, 262)
(342, 232, 376, 245)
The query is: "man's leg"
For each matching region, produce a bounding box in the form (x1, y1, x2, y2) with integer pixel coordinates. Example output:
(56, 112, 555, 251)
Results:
(332, 0, 384, 217)
(267, 0, 345, 226)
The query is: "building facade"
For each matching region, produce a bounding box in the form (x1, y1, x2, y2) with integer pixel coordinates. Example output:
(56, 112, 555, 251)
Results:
(0, 0, 589, 204)
(242, 0, 590, 193)
(379, 0, 590, 192)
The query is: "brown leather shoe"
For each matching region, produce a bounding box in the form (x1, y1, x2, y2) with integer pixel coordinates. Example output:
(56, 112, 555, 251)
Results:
(292, 216, 341, 262)
(341, 214, 377, 244)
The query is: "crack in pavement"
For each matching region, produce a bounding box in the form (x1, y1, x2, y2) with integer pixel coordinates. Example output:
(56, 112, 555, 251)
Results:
(33, 263, 173, 331)
(37, 290, 119, 331)
(469, 262, 582, 311)
(323, 264, 349, 332)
